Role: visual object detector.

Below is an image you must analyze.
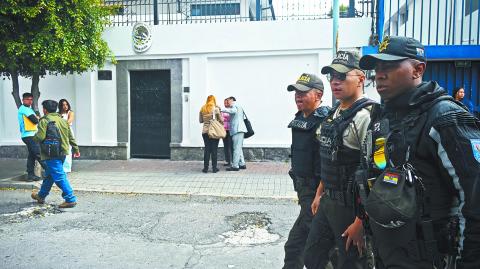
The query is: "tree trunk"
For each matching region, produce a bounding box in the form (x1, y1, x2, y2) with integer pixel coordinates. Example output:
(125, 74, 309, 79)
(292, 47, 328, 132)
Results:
(11, 71, 22, 109)
(31, 73, 41, 114)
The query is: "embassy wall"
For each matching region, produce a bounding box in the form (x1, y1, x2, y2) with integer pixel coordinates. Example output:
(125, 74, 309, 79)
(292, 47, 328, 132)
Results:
(0, 18, 372, 160)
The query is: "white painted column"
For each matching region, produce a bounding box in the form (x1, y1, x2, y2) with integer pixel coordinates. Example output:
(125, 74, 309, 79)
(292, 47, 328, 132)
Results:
(181, 58, 191, 146)
(74, 72, 95, 145)
(0, 80, 5, 142)
(187, 55, 208, 146)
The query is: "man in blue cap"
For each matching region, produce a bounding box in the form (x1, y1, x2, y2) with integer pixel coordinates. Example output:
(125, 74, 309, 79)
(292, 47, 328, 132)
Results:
(359, 36, 480, 268)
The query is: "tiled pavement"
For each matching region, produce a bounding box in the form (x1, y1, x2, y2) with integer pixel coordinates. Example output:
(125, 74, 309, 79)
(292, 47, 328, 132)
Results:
(0, 159, 297, 199)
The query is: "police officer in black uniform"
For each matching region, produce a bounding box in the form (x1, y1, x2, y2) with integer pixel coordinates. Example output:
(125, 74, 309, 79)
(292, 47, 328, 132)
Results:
(358, 36, 480, 268)
(283, 73, 330, 269)
(304, 51, 376, 269)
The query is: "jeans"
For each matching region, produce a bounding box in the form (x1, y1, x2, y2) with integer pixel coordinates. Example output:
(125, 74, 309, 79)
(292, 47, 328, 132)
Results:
(231, 132, 245, 168)
(202, 133, 220, 169)
(21, 136, 46, 175)
(38, 157, 76, 203)
(222, 130, 233, 164)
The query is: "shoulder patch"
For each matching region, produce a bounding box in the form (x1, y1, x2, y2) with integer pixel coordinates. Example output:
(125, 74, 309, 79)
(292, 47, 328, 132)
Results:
(471, 139, 480, 163)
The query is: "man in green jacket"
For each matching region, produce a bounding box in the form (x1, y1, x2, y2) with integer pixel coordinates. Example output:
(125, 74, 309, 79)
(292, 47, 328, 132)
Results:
(31, 100, 80, 208)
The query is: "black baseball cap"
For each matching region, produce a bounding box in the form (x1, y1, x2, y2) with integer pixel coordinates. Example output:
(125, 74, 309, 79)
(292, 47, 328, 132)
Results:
(321, 50, 362, 74)
(359, 36, 426, 70)
(287, 73, 324, 92)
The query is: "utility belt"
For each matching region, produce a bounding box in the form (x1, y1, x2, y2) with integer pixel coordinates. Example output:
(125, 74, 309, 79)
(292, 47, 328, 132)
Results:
(288, 170, 318, 192)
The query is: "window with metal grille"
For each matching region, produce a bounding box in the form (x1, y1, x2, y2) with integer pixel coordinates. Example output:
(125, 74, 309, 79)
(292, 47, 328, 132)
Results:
(190, 3, 240, 16)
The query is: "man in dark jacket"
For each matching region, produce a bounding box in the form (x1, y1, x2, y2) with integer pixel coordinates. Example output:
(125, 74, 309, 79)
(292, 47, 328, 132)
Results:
(283, 73, 330, 269)
(359, 36, 480, 268)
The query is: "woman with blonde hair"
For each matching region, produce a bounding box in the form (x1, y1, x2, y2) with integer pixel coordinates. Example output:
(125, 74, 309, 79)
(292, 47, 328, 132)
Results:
(199, 95, 223, 173)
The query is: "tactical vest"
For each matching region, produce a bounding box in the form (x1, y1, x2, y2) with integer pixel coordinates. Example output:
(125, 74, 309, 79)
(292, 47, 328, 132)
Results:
(319, 98, 376, 191)
(289, 107, 328, 181)
(365, 96, 470, 267)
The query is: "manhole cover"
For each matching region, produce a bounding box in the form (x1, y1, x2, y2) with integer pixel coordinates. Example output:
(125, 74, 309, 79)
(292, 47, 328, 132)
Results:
(221, 212, 280, 245)
(1, 205, 62, 223)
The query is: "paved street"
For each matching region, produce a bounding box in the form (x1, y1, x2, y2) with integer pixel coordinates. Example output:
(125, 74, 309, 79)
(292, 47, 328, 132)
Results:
(0, 159, 300, 268)
(0, 159, 296, 199)
(0, 189, 298, 269)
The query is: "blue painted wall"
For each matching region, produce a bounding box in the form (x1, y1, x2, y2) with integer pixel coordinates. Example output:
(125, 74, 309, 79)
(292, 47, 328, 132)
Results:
(424, 61, 479, 113)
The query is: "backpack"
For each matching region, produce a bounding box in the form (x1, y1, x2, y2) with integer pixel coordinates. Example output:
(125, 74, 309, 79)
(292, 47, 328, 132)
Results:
(41, 119, 62, 158)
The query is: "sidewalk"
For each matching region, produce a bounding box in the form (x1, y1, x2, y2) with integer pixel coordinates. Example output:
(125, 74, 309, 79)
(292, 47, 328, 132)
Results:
(0, 159, 296, 199)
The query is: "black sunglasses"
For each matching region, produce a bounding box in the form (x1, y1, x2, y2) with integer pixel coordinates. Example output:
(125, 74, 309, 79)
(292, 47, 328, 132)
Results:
(326, 72, 363, 82)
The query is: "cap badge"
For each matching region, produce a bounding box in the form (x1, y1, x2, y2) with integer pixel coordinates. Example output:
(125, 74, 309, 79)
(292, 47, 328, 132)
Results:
(337, 52, 349, 62)
(416, 48, 425, 57)
(298, 75, 311, 83)
(379, 36, 390, 52)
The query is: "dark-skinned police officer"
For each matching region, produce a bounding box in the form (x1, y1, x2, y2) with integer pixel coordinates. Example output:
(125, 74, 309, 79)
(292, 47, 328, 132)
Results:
(304, 51, 376, 269)
(283, 73, 330, 269)
(358, 36, 480, 268)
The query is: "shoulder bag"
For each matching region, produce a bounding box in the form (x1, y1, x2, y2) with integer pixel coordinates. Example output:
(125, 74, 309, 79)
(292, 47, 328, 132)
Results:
(208, 109, 226, 139)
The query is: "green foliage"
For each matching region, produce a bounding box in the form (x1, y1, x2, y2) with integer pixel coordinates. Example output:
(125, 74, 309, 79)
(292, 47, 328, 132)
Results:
(0, 0, 117, 78)
(328, 4, 349, 18)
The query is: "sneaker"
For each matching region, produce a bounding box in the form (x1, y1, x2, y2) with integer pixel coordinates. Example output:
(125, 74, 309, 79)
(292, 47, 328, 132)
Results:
(59, 201, 77, 208)
(226, 167, 239, 171)
(239, 165, 247, 169)
(31, 192, 45, 204)
(212, 168, 219, 173)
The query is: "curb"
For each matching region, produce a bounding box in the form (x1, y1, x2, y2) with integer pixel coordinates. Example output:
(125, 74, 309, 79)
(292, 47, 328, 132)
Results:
(0, 174, 40, 190)
(71, 188, 297, 200)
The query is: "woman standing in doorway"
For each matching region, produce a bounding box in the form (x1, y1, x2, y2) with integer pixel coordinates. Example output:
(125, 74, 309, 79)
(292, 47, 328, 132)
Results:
(453, 87, 475, 113)
(59, 99, 75, 173)
(199, 95, 223, 173)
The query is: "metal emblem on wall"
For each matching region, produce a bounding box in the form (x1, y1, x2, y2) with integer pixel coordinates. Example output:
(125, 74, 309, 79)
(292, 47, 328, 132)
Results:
(132, 22, 152, 53)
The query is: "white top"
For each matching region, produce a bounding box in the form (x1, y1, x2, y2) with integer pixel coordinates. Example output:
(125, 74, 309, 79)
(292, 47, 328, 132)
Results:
(61, 111, 72, 126)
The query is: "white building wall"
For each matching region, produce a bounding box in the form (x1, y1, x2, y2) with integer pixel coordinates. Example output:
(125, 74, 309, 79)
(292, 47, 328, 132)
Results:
(0, 18, 372, 150)
(92, 62, 118, 145)
(0, 75, 75, 145)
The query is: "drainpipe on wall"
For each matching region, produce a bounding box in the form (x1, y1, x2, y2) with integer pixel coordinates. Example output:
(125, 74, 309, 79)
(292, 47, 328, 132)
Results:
(377, 0, 385, 43)
(348, 0, 356, 17)
(332, 0, 339, 104)
(153, 0, 158, 25)
(256, 0, 262, 21)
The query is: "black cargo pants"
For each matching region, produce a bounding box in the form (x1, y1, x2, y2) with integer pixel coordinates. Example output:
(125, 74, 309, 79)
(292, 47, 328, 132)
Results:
(283, 176, 317, 269)
(304, 194, 367, 269)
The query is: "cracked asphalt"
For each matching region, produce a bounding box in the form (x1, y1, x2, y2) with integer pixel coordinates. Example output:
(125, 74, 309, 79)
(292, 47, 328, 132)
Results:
(0, 189, 298, 269)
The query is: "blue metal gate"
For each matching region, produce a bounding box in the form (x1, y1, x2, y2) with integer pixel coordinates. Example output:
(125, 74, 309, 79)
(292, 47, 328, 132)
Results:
(424, 61, 479, 113)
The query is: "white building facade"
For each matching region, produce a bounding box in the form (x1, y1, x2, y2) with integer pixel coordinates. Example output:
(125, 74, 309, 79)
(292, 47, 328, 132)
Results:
(0, 18, 374, 160)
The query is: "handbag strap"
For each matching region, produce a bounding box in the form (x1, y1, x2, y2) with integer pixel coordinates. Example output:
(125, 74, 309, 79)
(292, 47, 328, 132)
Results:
(243, 111, 248, 120)
(211, 107, 218, 121)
